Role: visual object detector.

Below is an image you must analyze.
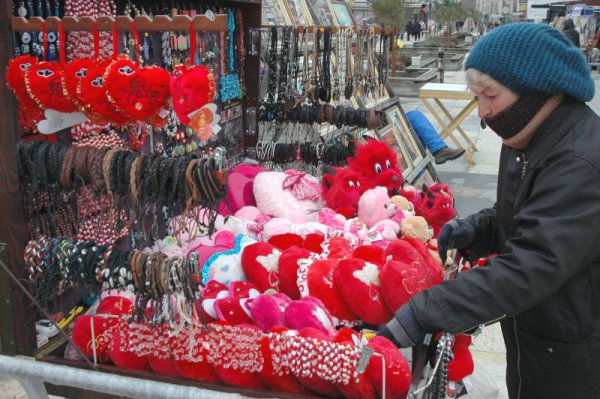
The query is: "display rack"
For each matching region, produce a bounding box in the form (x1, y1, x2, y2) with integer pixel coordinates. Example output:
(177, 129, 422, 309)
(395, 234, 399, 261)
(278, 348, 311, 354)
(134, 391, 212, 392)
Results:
(0, 0, 262, 361)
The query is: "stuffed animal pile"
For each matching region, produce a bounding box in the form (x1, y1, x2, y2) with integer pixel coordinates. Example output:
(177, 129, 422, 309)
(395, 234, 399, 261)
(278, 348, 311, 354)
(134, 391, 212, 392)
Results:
(73, 140, 472, 399)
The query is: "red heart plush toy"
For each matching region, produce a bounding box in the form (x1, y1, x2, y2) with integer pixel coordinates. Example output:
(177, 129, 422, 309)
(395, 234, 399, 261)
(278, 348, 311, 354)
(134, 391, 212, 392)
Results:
(259, 326, 313, 395)
(170, 63, 215, 125)
(380, 258, 435, 312)
(104, 56, 170, 121)
(335, 258, 392, 326)
(241, 242, 282, 292)
(212, 323, 266, 390)
(78, 62, 131, 126)
(294, 327, 342, 398)
(298, 258, 359, 324)
(25, 61, 78, 113)
(278, 246, 311, 300)
(62, 57, 95, 111)
(6, 55, 42, 119)
(332, 328, 377, 399)
(365, 336, 412, 399)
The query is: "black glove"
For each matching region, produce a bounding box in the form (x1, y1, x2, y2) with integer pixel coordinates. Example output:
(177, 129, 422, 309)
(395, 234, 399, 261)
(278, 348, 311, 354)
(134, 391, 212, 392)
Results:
(376, 305, 425, 348)
(437, 218, 476, 264)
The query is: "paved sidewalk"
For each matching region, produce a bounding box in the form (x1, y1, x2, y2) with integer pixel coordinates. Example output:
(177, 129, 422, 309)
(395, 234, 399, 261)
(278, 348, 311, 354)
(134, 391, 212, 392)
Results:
(396, 68, 600, 399)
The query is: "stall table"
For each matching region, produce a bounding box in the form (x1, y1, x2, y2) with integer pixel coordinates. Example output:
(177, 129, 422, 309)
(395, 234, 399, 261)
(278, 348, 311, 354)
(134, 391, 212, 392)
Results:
(419, 83, 478, 165)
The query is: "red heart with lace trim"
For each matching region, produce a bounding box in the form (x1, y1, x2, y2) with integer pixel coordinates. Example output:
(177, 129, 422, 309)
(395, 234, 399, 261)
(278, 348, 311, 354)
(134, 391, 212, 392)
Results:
(105, 56, 170, 121)
(171, 63, 215, 125)
(299, 258, 358, 324)
(25, 61, 78, 113)
(241, 242, 281, 292)
(335, 258, 392, 325)
(278, 246, 311, 300)
(62, 57, 95, 111)
(380, 259, 434, 312)
(78, 63, 131, 126)
(6, 55, 42, 117)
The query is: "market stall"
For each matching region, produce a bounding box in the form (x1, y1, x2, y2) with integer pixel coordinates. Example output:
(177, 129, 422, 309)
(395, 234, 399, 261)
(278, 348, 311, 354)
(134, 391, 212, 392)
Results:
(0, 1, 475, 398)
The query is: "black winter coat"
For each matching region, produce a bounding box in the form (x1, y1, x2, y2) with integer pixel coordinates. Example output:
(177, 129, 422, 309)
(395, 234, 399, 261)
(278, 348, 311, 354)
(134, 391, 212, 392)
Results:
(409, 99, 600, 398)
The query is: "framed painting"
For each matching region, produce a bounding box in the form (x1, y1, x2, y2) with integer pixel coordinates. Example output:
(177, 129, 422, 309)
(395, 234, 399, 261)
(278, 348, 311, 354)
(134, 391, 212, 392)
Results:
(385, 105, 424, 167)
(305, 0, 337, 25)
(262, 0, 292, 25)
(330, 1, 355, 26)
(282, 0, 313, 26)
(376, 124, 414, 178)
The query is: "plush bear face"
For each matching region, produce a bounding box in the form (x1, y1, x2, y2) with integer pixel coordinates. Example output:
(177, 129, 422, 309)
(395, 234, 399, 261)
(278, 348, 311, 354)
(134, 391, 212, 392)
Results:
(347, 141, 403, 195)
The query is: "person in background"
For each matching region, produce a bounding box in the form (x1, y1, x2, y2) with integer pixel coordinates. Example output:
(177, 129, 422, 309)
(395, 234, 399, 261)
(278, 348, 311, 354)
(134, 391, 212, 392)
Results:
(562, 18, 580, 47)
(406, 110, 465, 164)
(413, 18, 422, 41)
(405, 20, 413, 41)
(378, 23, 599, 399)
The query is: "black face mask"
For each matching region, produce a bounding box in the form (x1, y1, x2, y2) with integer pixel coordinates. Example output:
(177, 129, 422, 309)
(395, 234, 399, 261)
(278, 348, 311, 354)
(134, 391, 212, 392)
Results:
(484, 91, 551, 139)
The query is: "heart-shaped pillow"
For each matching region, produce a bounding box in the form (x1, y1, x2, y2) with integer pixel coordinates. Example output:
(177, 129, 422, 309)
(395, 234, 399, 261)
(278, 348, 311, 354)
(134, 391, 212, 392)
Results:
(352, 245, 386, 266)
(268, 233, 304, 251)
(203, 234, 256, 285)
(402, 237, 444, 285)
(104, 56, 170, 121)
(171, 326, 221, 383)
(283, 296, 336, 337)
(72, 314, 117, 362)
(212, 324, 266, 390)
(335, 258, 392, 326)
(294, 327, 342, 398)
(380, 259, 435, 312)
(298, 258, 358, 325)
(332, 328, 377, 399)
(171, 63, 215, 125)
(259, 326, 312, 395)
(249, 292, 292, 332)
(278, 246, 311, 300)
(241, 242, 282, 292)
(365, 336, 412, 399)
(62, 57, 95, 112)
(78, 62, 131, 126)
(213, 295, 253, 325)
(25, 61, 78, 113)
(109, 327, 148, 371)
(228, 280, 260, 299)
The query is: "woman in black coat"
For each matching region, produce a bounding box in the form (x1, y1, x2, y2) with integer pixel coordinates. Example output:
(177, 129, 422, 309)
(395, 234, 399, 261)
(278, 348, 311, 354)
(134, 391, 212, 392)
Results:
(378, 23, 599, 399)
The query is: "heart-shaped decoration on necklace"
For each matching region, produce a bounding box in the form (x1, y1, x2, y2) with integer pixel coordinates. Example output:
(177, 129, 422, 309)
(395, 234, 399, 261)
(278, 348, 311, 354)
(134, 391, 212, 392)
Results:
(170, 63, 216, 125)
(77, 62, 131, 126)
(104, 56, 171, 121)
(25, 61, 78, 113)
(62, 57, 96, 111)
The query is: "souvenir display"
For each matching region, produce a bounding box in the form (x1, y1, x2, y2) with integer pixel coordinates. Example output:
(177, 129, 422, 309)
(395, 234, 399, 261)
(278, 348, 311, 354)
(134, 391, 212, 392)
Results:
(3, 2, 463, 399)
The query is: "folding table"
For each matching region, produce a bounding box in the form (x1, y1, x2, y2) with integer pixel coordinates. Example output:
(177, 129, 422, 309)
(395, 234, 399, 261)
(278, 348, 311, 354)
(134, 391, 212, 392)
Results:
(419, 83, 478, 165)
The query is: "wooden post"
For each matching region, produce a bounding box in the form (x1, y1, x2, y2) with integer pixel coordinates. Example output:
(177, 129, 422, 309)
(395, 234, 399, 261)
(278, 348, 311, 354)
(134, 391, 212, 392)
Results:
(0, 0, 35, 355)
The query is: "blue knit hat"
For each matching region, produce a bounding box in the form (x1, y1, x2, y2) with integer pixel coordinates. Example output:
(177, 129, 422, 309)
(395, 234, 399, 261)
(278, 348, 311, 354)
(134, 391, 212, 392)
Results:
(465, 23, 595, 102)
